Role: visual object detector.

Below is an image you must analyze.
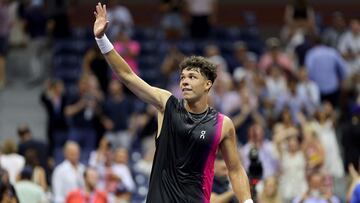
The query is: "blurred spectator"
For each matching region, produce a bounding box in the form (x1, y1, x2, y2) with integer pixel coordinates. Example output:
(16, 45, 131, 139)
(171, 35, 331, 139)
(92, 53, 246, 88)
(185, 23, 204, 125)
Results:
(0, 0, 12, 89)
(292, 172, 340, 203)
(102, 79, 135, 149)
(17, 125, 48, 177)
(113, 148, 135, 193)
(311, 103, 344, 179)
(134, 138, 155, 177)
(257, 176, 283, 203)
(160, 45, 185, 97)
(265, 65, 288, 106)
(113, 31, 140, 75)
(106, 0, 134, 40)
(185, 0, 217, 39)
(40, 79, 68, 162)
(342, 99, 360, 171)
(66, 167, 107, 203)
(23, 149, 47, 191)
(229, 41, 257, 74)
(258, 38, 294, 74)
(0, 139, 25, 184)
(305, 36, 347, 107)
(14, 167, 47, 203)
(347, 163, 360, 203)
(205, 44, 228, 72)
(241, 123, 279, 179)
(23, 0, 49, 85)
(83, 47, 110, 94)
(52, 141, 85, 203)
(274, 129, 307, 203)
(0, 168, 19, 203)
(296, 68, 320, 116)
(322, 12, 346, 48)
(338, 19, 360, 75)
(65, 75, 104, 162)
(89, 137, 112, 168)
(210, 154, 236, 203)
(160, 0, 186, 40)
(283, 0, 316, 55)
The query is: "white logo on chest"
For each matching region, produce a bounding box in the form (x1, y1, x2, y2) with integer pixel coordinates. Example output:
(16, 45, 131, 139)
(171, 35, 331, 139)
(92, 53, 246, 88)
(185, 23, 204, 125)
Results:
(200, 130, 206, 139)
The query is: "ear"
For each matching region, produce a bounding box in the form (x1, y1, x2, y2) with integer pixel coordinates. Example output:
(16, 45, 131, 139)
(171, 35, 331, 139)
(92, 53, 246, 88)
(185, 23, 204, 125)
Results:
(205, 80, 212, 92)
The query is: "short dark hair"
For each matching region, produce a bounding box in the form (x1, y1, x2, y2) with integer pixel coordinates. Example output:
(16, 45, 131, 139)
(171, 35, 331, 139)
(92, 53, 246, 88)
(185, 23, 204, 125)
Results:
(180, 56, 217, 84)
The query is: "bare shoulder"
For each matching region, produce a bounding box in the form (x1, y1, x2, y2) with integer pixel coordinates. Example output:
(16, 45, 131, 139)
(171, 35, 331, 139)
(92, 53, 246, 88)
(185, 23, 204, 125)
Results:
(220, 115, 236, 141)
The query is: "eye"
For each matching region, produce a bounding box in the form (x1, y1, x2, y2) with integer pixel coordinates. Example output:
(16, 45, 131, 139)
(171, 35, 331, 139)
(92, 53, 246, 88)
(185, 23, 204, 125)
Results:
(180, 76, 185, 80)
(190, 76, 196, 79)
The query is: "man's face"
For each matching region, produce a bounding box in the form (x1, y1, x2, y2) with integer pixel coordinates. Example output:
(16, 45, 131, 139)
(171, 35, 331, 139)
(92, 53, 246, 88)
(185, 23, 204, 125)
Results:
(180, 69, 211, 102)
(85, 169, 98, 189)
(65, 145, 80, 165)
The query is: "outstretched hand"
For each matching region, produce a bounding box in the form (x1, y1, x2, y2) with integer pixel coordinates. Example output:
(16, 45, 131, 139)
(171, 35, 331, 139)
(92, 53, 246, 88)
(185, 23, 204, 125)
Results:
(93, 2, 109, 38)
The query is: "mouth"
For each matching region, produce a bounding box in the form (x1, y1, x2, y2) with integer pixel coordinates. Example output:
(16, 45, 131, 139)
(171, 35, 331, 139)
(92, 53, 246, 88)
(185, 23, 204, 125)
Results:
(182, 88, 192, 93)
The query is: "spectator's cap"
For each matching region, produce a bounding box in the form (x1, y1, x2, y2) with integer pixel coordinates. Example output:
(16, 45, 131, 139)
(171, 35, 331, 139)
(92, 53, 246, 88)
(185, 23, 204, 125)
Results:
(20, 166, 33, 180)
(266, 37, 281, 49)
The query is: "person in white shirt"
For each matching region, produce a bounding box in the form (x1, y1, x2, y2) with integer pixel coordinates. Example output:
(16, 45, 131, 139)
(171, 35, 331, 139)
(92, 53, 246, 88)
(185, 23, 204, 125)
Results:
(15, 167, 48, 203)
(51, 141, 85, 203)
(0, 138, 25, 184)
(338, 19, 360, 75)
(296, 68, 320, 116)
(106, 0, 134, 40)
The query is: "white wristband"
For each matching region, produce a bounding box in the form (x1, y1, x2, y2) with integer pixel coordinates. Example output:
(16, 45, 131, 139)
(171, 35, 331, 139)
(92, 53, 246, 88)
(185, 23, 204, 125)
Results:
(95, 34, 114, 54)
(244, 199, 254, 203)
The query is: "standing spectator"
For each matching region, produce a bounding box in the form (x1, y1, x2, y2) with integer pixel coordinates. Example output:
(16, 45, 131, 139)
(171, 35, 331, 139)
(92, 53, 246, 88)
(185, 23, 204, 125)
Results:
(14, 167, 47, 203)
(17, 125, 48, 176)
(106, 0, 134, 40)
(65, 75, 104, 162)
(102, 79, 135, 149)
(0, 0, 12, 89)
(40, 79, 68, 163)
(322, 12, 346, 48)
(305, 36, 347, 107)
(0, 139, 25, 184)
(241, 124, 279, 179)
(338, 19, 360, 75)
(185, 0, 217, 39)
(83, 47, 110, 94)
(89, 137, 112, 168)
(113, 31, 140, 75)
(66, 168, 107, 203)
(160, 0, 186, 40)
(52, 142, 85, 203)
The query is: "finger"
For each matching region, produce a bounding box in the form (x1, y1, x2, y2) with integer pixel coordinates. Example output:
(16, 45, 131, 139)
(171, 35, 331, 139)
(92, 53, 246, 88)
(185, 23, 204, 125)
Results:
(103, 4, 107, 13)
(94, 11, 98, 18)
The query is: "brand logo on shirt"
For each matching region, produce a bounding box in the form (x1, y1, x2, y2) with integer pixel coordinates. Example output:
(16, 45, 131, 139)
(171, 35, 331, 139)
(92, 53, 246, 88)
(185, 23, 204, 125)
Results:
(200, 130, 206, 139)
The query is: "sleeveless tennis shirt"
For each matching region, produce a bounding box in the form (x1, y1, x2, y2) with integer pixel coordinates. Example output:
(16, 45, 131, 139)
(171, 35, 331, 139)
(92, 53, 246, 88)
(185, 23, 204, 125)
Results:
(146, 95, 224, 203)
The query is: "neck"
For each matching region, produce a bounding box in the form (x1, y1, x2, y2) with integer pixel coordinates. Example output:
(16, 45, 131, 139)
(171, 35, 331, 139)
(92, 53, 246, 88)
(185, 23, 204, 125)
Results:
(85, 185, 94, 194)
(184, 97, 208, 114)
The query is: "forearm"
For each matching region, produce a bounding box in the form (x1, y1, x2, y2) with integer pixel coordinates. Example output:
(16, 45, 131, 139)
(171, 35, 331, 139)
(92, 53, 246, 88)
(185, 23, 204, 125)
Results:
(104, 50, 134, 82)
(228, 167, 252, 202)
(211, 191, 234, 203)
(64, 101, 85, 117)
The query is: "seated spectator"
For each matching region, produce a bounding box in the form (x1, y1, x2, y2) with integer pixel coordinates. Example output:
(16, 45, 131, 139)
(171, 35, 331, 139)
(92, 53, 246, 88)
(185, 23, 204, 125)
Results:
(258, 38, 294, 74)
(257, 176, 283, 203)
(292, 172, 340, 203)
(0, 139, 25, 184)
(52, 142, 85, 203)
(296, 68, 320, 116)
(89, 137, 112, 167)
(14, 167, 47, 203)
(211, 154, 236, 203)
(112, 148, 135, 194)
(66, 167, 107, 203)
(0, 168, 18, 203)
(23, 149, 48, 191)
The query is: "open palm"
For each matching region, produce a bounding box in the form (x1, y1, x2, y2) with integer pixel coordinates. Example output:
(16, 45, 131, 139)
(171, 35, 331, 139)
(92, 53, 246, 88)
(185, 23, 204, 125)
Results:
(93, 2, 109, 38)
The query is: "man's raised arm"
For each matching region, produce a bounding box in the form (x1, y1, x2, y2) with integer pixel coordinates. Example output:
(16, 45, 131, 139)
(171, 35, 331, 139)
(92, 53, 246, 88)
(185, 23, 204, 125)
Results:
(93, 3, 171, 111)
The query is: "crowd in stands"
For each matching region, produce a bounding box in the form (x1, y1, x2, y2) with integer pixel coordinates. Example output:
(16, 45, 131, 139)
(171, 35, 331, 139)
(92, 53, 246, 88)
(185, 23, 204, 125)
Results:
(1, 0, 360, 202)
